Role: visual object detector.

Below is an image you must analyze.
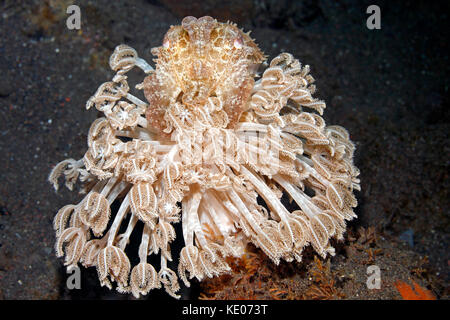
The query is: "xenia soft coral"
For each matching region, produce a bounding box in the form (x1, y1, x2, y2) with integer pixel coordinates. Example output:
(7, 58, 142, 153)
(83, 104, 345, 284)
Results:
(49, 16, 360, 298)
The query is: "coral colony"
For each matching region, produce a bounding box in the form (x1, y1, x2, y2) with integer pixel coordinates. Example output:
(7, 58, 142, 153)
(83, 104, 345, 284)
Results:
(49, 16, 360, 298)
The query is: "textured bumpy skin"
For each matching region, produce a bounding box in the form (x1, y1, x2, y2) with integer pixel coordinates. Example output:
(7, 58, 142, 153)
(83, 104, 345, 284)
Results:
(144, 16, 264, 134)
(49, 16, 360, 299)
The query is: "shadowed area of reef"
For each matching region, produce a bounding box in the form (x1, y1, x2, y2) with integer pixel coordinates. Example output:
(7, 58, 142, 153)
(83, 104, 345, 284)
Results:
(0, 0, 448, 299)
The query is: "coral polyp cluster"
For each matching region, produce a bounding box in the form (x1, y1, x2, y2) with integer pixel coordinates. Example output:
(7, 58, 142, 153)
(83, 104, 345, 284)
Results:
(49, 16, 360, 298)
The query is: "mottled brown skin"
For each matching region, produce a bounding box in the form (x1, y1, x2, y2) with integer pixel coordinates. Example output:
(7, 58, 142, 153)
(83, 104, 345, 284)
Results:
(143, 16, 264, 134)
(223, 77, 255, 127)
(143, 73, 171, 135)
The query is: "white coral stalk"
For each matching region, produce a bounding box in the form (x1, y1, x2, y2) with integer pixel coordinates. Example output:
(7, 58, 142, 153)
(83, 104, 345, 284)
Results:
(49, 16, 360, 299)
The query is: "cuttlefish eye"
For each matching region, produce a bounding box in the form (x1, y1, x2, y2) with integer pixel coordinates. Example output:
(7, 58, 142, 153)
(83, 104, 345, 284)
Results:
(163, 38, 170, 49)
(233, 37, 243, 49)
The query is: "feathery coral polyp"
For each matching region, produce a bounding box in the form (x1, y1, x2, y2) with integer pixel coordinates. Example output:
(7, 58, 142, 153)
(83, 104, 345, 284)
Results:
(49, 16, 360, 298)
